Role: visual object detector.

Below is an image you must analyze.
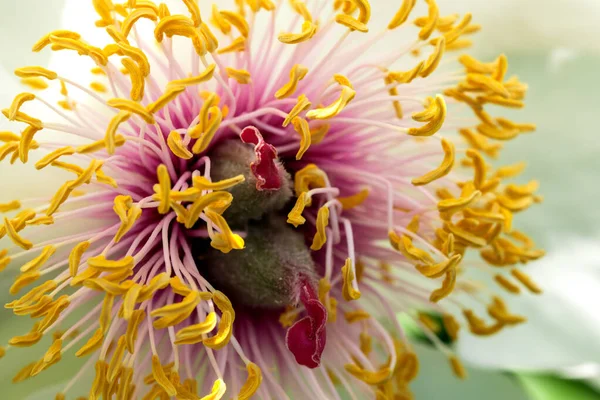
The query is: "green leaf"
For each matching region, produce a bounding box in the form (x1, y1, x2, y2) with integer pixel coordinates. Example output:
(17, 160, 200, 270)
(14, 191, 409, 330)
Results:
(517, 374, 600, 400)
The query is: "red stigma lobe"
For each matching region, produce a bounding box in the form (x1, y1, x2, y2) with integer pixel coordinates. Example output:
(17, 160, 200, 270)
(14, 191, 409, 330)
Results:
(240, 126, 281, 191)
(285, 279, 327, 368)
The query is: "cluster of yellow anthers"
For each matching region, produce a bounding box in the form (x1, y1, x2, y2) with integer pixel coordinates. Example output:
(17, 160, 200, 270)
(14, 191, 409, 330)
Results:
(0, 0, 544, 398)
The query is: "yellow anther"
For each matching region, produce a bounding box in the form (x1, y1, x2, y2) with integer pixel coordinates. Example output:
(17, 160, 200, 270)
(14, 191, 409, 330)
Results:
(203, 310, 234, 350)
(48, 35, 108, 65)
(440, 13, 472, 45)
(169, 276, 194, 297)
(4, 217, 32, 250)
(306, 85, 356, 120)
(418, 0, 439, 40)
(420, 37, 445, 78)
(506, 180, 539, 198)
(68, 241, 90, 277)
(118, 43, 150, 76)
(107, 336, 127, 382)
(0, 200, 20, 213)
(511, 269, 542, 294)
(345, 364, 391, 385)
(20, 245, 56, 273)
(219, 10, 249, 37)
(182, 0, 202, 26)
(9, 331, 43, 347)
(146, 85, 186, 114)
(17, 124, 41, 163)
(115, 205, 142, 243)
(438, 190, 481, 215)
(186, 191, 233, 228)
(8, 93, 35, 120)
(105, 111, 131, 155)
(211, 5, 231, 34)
(411, 138, 455, 186)
(107, 98, 155, 124)
(138, 273, 171, 301)
(497, 194, 534, 212)
(388, 0, 416, 29)
(2, 108, 42, 129)
(458, 54, 496, 74)
(466, 149, 486, 189)
(310, 206, 330, 251)
(388, 62, 424, 84)
(476, 122, 519, 141)
(445, 221, 487, 247)
(494, 162, 526, 179)
(463, 309, 504, 336)
(87, 255, 135, 272)
(174, 312, 218, 345)
(278, 20, 317, 44)
(238, 362, 262, 400)
(152, 355, 177, 396)
(275, 64, 308, 99)
(458, 128, 502, 158)
(290, 0, 312, 22)
(338, 188, 369, 210)
(429, 267, 456, 302)
(0, 142, 18, 162)
(310, 124, 330, 145)
(167, 131, 193, 160)
(449, 356, 467, 379)
(32, 30, 81, 52)
(121, 8, 157, 38)
(395, 234, 435, 264)
(106, 26, 128, 45)
(20, 78, 49, 90)
(341, 258, 361, 301)
(216, 36, 246, 55)
(206, 210, 245, 253)
(494, 274, 521, 294)
(283, 94, 312, 127)
(193, 175, 245, 191)
(225, 67, 251, 84)
(151, 291, 202, 328)
(462, 208, 504, 223)
(201, 379, 227, 400)
(167, 64, 216, 88)
(335, 14, 368, 32)
(0, 131, 20, 142)
(125, 310, 145, 352)
(191, 106, 222, 154)
(83, 278, 127, 296)
(294, 164, 326, 196)
(89, 360, 108, 399)
(344, 309, 371, 323)
(13, 362, 37, 383)
(14, 66, 57, 80)
(416, 254, 461, 278)
(287, 192, 310, 227)
(156, 164, 171, 214)
(496, 118, 536, 133)
(34, 146, 75, 170)
(407, 94, 446, 136)
(291, 117, 311, 160)
(442, 314, 460, 341)
(122, 57, 145, 101)
(467, 73, 510, 98)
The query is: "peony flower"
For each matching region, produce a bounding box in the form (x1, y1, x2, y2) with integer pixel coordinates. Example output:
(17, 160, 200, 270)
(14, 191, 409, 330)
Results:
(0, 0, 545, 398)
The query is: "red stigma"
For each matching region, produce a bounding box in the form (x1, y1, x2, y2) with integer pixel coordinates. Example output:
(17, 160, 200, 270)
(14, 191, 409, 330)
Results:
(285, 278, 327, 369)
(240, 126, 281, 191)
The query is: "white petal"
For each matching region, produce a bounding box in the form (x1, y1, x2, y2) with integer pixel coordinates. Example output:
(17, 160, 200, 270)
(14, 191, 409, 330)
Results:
(412, 343, 529, 399)
(458, 236, 600, 371)
(0, 0, 65, 72)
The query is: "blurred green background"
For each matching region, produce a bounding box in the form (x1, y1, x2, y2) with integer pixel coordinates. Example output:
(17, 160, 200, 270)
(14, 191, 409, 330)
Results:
(0, 0, 598, 399)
